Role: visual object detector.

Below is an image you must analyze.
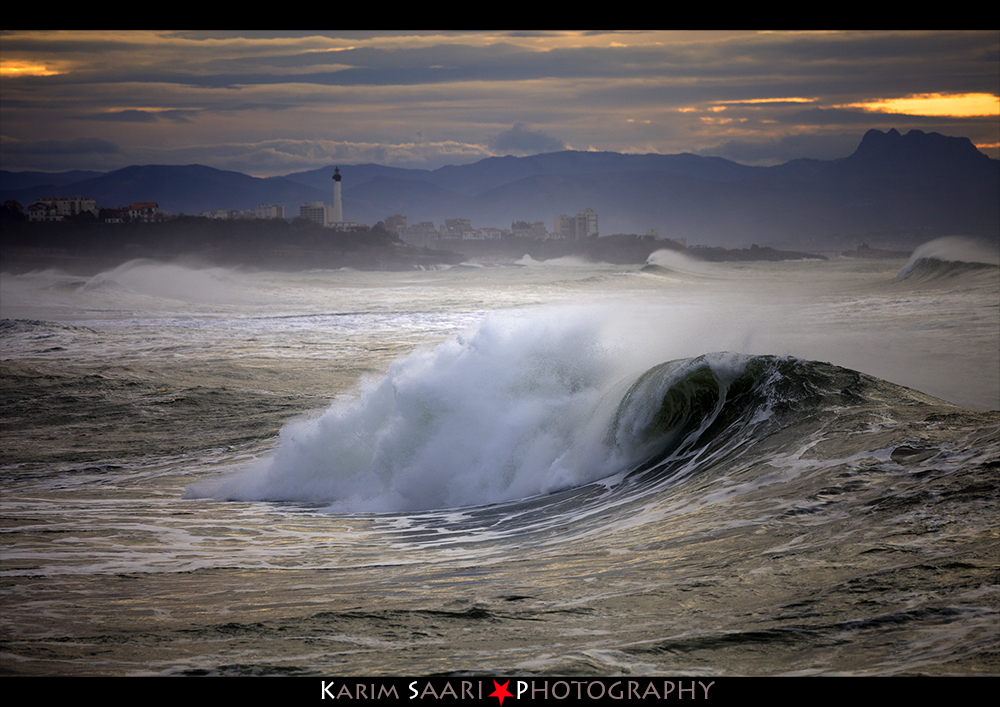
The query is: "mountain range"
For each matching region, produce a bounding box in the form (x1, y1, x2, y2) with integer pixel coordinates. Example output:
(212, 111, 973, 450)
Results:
(2, 129, 997, 251)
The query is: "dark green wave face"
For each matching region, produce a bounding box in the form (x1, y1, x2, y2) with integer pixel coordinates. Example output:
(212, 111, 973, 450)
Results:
(606, 353, 947, 482)
(607, 356, 728, 465)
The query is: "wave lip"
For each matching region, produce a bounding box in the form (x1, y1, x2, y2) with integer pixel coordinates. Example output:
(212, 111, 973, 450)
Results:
(897, 236, 1000, 279)
(605, 353, 759, 472)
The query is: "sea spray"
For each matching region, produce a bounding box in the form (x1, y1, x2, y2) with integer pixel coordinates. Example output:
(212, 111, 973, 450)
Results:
(185, 309, 647, 511)
(79, 258, 266, 304)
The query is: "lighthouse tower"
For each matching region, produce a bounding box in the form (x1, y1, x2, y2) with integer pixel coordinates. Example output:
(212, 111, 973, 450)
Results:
(332, 167, 343, 223)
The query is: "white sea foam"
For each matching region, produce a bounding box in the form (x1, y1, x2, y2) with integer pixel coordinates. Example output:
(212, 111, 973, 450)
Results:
(184, 309, 646, 511)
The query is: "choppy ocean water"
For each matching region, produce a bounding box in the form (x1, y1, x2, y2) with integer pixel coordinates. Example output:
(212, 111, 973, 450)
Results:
(1, 246, 998, 676)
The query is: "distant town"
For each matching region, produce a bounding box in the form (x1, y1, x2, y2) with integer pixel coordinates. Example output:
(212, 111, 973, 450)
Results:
(1, 188, 835, 276)
(4, 193, 682, 252)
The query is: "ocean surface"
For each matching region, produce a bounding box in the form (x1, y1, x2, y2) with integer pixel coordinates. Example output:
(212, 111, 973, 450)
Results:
(1, 242, 998, 676)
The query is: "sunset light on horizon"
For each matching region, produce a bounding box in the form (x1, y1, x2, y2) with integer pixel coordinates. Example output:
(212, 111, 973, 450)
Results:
(846, 92, 1000, 118)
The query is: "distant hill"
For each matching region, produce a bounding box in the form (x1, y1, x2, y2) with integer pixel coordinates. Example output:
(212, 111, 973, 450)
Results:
(0, 169, 105, 195)
(1, 165, 330, 217)
(2, 129, 996, 251)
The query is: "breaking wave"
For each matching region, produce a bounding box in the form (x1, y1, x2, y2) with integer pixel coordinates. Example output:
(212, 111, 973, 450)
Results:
(184, 309, 943, 514)
(897, 236, 1000, 280)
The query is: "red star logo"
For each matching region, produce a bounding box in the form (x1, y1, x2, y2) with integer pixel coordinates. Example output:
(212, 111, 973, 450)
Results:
(490, 679, 513, 705)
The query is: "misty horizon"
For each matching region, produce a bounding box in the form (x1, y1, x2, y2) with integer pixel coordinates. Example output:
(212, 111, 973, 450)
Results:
(4, 127, 997, 255)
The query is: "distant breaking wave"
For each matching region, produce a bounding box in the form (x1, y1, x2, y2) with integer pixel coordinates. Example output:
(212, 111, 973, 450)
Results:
(897, 236, 1000, 280)
(515, 254, 594, 267)
(642, 249, 716, 277)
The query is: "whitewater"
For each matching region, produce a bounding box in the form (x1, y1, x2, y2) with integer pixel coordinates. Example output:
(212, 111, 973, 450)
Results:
(1, 242, 998, 676)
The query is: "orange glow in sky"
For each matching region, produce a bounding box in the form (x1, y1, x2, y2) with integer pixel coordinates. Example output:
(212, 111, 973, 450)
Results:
(0, 61, 61, 77)
(847, 93, 1000, 118)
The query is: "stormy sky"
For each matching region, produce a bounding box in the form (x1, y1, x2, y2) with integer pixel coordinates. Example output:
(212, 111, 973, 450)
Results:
(1, 30, 997, 176)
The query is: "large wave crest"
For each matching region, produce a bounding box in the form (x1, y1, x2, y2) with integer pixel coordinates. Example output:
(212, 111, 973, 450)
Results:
(184, 310, 771, 512)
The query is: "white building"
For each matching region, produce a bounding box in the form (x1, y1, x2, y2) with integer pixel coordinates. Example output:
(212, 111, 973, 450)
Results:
(28, 196, 98, 221)
(27, 201, 60, 221)
(127, 202, 159, 222)
(554, 208, 598, 239)
(256, 204, 285, 219)
(299, 201, 334, 225)
(299, 201, 363, 230)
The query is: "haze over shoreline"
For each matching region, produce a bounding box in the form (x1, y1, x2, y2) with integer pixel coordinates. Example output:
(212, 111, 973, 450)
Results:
(3, 129, 998, 259)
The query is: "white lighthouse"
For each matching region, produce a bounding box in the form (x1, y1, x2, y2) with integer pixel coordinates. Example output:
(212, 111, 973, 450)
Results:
(332, 167, 343, 223)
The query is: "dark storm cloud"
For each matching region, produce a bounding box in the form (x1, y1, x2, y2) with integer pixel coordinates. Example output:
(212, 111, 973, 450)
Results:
(163, 30, 473, 41)
(44, 43, 673, 90)
(89, 109, 195, 124)
(281, 32, 994, 92)
(1, 31, 996, 174)
(0, 34, 145, 56)
(777, 108, 933, 126)
(6, 31, 995, 90)
(5, 31, 995, 98)
(738, 30, 997, 65)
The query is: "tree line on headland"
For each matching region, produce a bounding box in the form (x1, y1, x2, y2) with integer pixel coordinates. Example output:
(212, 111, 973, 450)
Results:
(0, 214, 465, 274)
(0, 212, 830, 275)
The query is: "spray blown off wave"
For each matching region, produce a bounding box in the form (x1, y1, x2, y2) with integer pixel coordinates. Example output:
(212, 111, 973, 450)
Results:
(897, 236, 1000, 280)
(642, 248, 716, 277)
(184, 309, 949, 514)
(187, 311, 639, 511)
